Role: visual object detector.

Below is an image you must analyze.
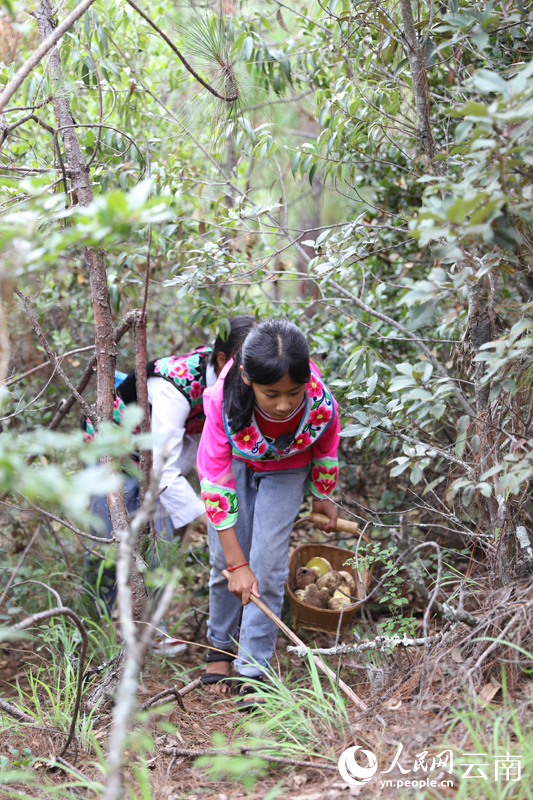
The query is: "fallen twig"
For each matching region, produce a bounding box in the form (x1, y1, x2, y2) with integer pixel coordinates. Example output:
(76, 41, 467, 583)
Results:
(287, 629, 453, 658)
(160, 746, 338, 771)
(0, 697, 36, 723)
(10, 605, 89, 759)
(140, 677, 202, 711)
(0, 697, 64, 734)
(54, 756, 94, 783)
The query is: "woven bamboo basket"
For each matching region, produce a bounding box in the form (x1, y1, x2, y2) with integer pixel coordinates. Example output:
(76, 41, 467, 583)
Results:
(286, 541, 372, 636)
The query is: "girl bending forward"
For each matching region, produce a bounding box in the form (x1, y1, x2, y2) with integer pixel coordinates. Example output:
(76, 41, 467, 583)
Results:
(197, 319, 339, 701)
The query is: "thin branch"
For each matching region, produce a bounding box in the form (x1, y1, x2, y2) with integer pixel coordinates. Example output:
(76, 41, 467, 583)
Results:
(376, 426, 474, 473)
(0, 524, 40, 607)
(29, 505, 115, 544)
(327, 279, 476, 417)
(0, 364, 57, 422)
(124, 0, 238, 102)
(393, 515, 479, 629)
(3, 345, 94, 389)
(0, 111, 36, 148)
(12, 580, 63, 607)
(47, 310, 136, 432)
(78, 24, 103, 171)
(102, 471, 173, 800)
(15, 288, 96, 426)
(0, 0, 99, 114)
(246, 89, 312, 112)
(28, 114, 68, 199)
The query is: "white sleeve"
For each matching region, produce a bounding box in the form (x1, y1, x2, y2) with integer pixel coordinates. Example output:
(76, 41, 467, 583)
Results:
(147, 377, 205, 529)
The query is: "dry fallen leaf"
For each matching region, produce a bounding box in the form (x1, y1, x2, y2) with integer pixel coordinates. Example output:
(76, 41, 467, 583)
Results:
(451, 647, 463, 663)
(291, 774, 308, 788)
(276, 8, 288, 30)
(385, 697, 402, 710)
(479, 679, 501, 703)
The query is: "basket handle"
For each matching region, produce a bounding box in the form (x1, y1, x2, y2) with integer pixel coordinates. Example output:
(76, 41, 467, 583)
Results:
(308, 512, 359, 535)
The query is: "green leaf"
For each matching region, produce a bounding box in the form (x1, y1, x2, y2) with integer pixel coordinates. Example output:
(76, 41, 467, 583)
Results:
(291, 152, 301, 177)
(474, 69, 508, 94)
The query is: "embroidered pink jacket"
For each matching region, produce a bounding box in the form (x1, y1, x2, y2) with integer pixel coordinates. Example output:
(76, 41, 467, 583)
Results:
(197, 359, 340, 530)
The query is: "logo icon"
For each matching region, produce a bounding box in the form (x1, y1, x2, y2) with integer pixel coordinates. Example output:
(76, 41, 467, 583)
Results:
(338, 745, 378, 786)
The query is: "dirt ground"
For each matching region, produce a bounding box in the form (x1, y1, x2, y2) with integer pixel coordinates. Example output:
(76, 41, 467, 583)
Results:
(0, 614, 463, 799)
(0, 502, 520, 798)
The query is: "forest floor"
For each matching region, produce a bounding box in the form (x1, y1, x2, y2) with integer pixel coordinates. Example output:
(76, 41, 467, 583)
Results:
(1, 470, 532, 798)
(0, 624, 468, 799)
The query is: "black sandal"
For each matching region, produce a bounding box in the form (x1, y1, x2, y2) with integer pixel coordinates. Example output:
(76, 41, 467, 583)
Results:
(200, 647, 236, 686)
(233, 675, 268, 711)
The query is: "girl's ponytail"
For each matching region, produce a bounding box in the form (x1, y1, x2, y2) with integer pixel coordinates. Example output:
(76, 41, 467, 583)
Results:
(210, 314, 256, 367)
(223, 318, 311, 432)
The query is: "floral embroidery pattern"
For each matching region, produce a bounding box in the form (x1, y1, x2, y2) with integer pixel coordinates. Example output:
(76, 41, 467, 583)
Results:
(84, 397, 126, 443)
(189, 380, 204, 400)
(200, 480, 238, 529)
(310, 460, 339, 497)
(234, 426, 260, 450)
(153, 346, 211, 434)
(306, 375, 321, 400)
(226, 368, 334, 460)
(309, 406, 332, 426)
(294, 430, 313, 450)
(167, 361, 192, 381)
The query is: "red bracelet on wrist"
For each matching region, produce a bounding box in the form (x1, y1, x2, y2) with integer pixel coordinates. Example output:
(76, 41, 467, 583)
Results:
(226, 561, 249, 572)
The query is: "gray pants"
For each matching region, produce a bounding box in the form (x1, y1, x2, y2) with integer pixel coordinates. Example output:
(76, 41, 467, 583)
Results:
(207, 458, 309, 677)
(85, 473, 174, 610)
(88, 474, 174, 543)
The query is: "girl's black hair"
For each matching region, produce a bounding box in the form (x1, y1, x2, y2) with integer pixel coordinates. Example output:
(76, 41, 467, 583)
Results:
(223, 318, 311, 432)
(210, 315, 256, 367)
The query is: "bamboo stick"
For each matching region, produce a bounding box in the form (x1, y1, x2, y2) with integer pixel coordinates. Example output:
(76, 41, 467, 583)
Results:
(308, 512, 360, 535)
(221, 569, 368, 711)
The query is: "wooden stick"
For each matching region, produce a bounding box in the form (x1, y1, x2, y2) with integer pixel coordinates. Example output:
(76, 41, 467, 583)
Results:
(308, 512, 360, 535)
(221, 570, 367, 711)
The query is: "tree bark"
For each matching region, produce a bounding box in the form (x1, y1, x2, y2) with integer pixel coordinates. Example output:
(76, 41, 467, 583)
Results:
(134, 314, 152, 505)
(467, 278, 493, 416)
(35, 0, 147, 600)
(399, 0, 446, 176)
